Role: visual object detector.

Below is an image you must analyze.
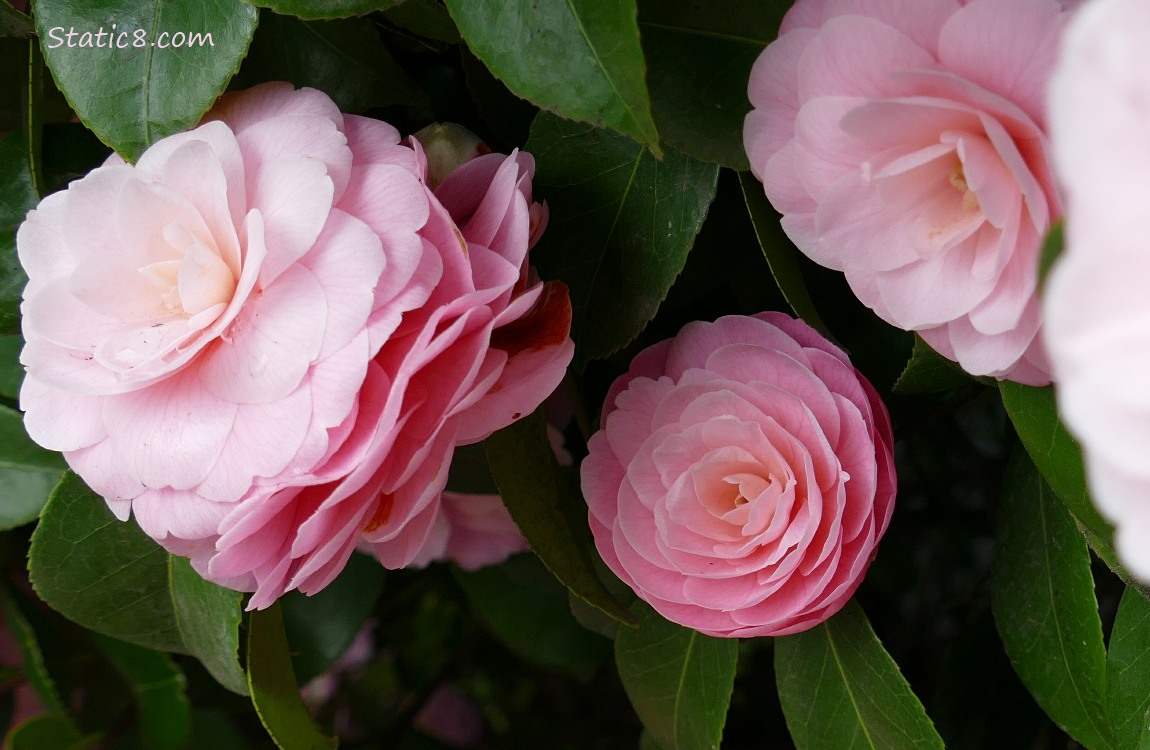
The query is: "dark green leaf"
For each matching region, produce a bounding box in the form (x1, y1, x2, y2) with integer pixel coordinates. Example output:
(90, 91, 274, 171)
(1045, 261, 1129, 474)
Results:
(992, 450, 1113, 750)
(527, 113, 719, 366)
(639, 0, 784, 168)
(247, 603, 338, 750)
(0, 131, 37, 334)
(484, 407, 636, 626)
(0, 404, 66, 529)
(282, 551, 384, 684)
(1107, 587, 1150, 750)
(999, 381, 1125, 578)
(234, 13, 424, 112)
(92, 635, 190, 750)
(1038, 220, 1064, 290)
(0, 586, 65, 714)
(169, 556, 247, 696)
(381, 0, 460, 43)
(640, 730, 665, 750)
(28, 472, 186, 653)
(0, 334, 21, 400)
(3, 713, 96, 750)
(0, 2, 32, 38)
(189, 708, 250, 750)
(245, 0, 404, 20)
(34, 0, 258, 160)
(893, 335, 978, 395)
(445, 0, 659, 151)
(455, 554, 611, 677)
(775, 600, 945, 750)
(739, 171, 831, 338)
(615, 600, 737, 750)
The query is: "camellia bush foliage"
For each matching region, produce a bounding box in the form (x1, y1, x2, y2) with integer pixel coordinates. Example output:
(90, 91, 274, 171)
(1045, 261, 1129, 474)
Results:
(0, 0, 1146, 749)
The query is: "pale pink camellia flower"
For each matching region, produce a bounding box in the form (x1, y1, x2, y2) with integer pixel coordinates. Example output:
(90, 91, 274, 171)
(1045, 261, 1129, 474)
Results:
(744, 0, 1081, 385)
(1044, 0, 1150, 580)
(18, 83, 573, 607)
(581, 313, 896, 637)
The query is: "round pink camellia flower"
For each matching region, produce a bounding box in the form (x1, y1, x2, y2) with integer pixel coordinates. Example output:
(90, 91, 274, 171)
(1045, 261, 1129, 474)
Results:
(744, 0, 1080, 385)
(1044, 0, 1150, 580)
(581, 313, 895, 637)
(18, 83, 573, 606)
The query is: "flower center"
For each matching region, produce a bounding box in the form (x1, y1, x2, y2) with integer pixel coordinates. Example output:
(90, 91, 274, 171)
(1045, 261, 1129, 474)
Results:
(139, 222, 236, 318)
(949, 161, 980, 212)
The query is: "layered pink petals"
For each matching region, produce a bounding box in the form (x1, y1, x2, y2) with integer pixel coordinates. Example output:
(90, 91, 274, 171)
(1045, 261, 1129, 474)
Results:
(745, 0, 1078, 384)
(581, 313, 895, 637)
(1043, 0, 1150, 581)
(19, 85, 572, 606)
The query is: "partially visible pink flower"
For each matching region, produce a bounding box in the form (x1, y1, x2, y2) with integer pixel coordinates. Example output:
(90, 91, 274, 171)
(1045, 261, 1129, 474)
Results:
(744, 0, 1078, 384)
(409, 491, 529, 570)
(19, 84, 573, 607)
(582, 313, 895, 637)
(413, 684, 484, 748)
(1044, 0, 1150, 580)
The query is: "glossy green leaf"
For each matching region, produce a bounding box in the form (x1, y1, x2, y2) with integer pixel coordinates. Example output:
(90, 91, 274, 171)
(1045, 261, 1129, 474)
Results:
(1107, 587, 1150, 750)
(999, 381, 1123, 576)
(245, 0, 404, 20)
(775, 600, 944, 750)
(445, 0, 660, 151)
(0, 404, 66, 529)
(992, 450, 1113, 750)
(282, 551, 384, 684)
(169, 556, 247, 696)
(0, 2, 32, 38)
(455, 554, 611, 677)
(639, 0, 785, 168)
(893, 335, 978, 395)
(0, 131, 36, 334)
(93, 635, 191, 750)
(615, 600, 737, 750)
(381, 0, 460, 44)
(234, 13, 424, 112)
(0, 586, 65, 713)
(3, 713, 96, 750)
(34, 0, 257, 160)
(247, 603, 338, 750)
(739, 171, 831, 338)
(484, 407, 636, 626)
(526, 113, 719, 366)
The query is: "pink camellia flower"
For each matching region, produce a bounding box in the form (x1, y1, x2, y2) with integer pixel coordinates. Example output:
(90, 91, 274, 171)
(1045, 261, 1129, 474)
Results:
(744, 0, 1080, 385)
(409, 491, 530, 571)
(581, 313, 895, 637)
(1044, 0, 1150, 580)
(18, 84, 573, 606)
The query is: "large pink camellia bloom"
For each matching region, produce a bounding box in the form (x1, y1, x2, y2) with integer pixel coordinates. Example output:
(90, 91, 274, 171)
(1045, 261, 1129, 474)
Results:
(1044, 0, 1150, 581)
(744, 0, 1079, 385)
(581, 313, 895, 637)
(18, 83, 573, 606)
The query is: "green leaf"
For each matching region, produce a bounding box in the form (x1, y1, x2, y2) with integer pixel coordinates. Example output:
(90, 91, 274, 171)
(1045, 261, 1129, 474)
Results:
(247, 603, 338, 750)
(0, 2, 32, 38)
(640, 731, 665, 750)
(3, 713, 97, 750)
(445, 0, 660, 152)
(991, 449, 1113, 750)
(35, 0, 258, 160)
(1038, 220, 1064, 290)
(739, 171, 831, 338)
(28, 472, 186, 653)
(0, 587, 65, 714)
(381, 0, 460, 44)
(484, 408, 636, 627)
(0, 404, 66, 529)
(638, 0, 784, 168)
(615, 600, 737, 750)
(244, 0, 404, 20)
(0, 334, 22, 400)
(454, 554, 611, 677)
(169, 556, 248, 696)
(282, 551, 384, 684)
(999, 381, 1124, 577)
(775, 600, 945, 750)
(526, 113, 719, 366)
(0, 131, 37, 334)
(234, 13, 425, 112)
(92, 635, 191, 750)
(893, 335, 979, 395)
(1107, 587, 1150, 750)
